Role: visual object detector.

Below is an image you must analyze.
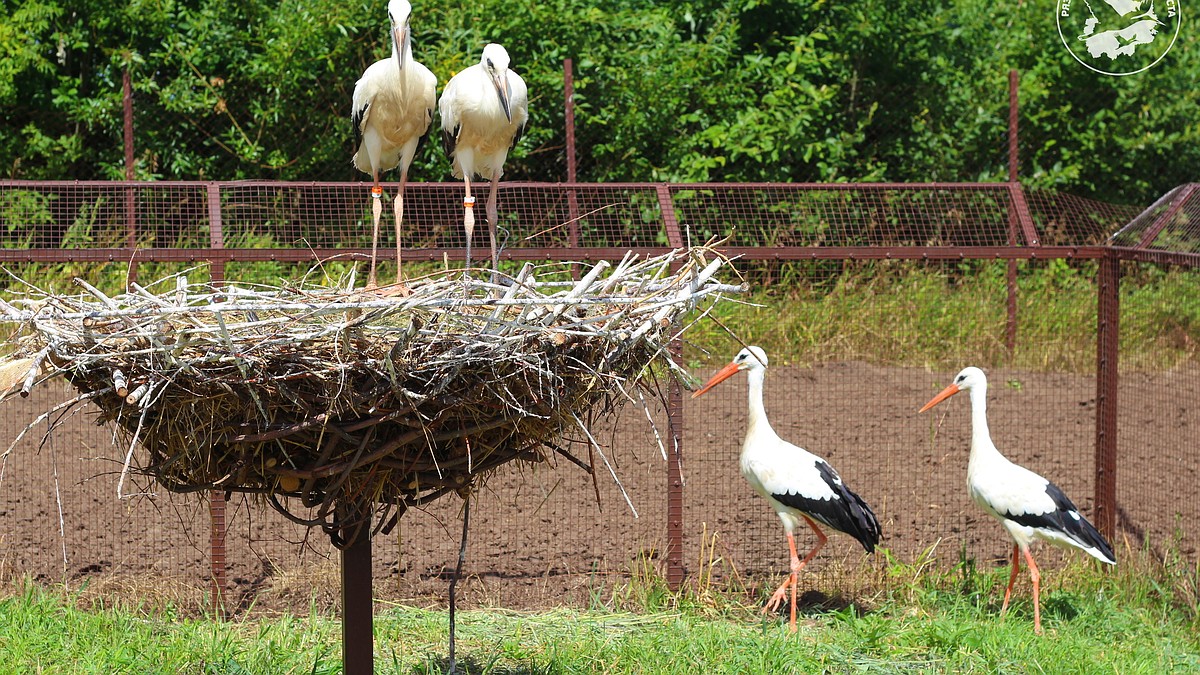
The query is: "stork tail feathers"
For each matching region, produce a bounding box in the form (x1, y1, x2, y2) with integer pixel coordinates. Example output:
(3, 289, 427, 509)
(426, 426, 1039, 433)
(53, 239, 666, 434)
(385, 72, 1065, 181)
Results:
(1004, 482, 1116, 564)
(1055, 510, 1116, 564)
(843, 487, 883, 553)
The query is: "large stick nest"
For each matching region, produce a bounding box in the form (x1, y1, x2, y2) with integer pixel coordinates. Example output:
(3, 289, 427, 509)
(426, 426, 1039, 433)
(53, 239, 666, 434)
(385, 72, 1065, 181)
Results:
(0, 247, 741, 543)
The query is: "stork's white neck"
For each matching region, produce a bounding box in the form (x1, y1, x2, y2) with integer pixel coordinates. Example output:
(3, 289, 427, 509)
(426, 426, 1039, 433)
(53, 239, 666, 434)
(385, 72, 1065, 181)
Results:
(744, 367, 776, 441)
(965, 382, 1002, 466)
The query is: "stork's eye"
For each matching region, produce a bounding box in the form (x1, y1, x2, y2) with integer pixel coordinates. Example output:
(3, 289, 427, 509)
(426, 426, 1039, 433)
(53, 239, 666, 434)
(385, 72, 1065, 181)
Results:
(486, 58, 494, 70)
(956, 375, 965, 383)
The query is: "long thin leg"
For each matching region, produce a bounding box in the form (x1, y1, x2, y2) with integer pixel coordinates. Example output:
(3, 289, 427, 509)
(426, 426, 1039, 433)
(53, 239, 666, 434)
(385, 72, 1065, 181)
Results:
(788, 531, 799, 631)
(1000, 543, 1020, 615)
(393, 170, 408, 288)
(764, 533, 796, 615)
(448, 495, 470, 674)
(368, 179, 383, 288)
(485, 175, 500, 276)
(462, 176, 476, 271)
(763, 517, 828, 633)
(1021, 547, 1043, 635)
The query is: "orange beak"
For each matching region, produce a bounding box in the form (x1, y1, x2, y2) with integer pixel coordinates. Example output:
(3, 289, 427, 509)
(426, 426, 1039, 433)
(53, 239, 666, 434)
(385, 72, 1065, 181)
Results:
(919, 383, 961, 413)
(691, 362, 742, 398)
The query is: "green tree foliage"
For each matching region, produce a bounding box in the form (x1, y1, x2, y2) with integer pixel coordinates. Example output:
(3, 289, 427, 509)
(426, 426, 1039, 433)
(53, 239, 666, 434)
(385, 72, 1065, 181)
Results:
(1, 0, 1196, 203)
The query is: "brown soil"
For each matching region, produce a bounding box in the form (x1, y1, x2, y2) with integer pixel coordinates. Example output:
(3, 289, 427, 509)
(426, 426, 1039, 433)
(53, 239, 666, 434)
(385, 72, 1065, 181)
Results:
(1, 363, 1196, 614)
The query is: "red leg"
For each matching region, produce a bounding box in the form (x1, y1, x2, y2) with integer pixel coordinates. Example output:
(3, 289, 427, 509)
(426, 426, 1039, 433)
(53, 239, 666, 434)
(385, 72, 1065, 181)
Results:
(1001, 544, 1020, 616)
(462, 177, 475, 270)
(367, 177, 383, 289)
(764, 532, 797, 618)
(763, 517, 827, 634)
(486, 175, 500, 275)
(392, 169, 409, 288)
(1021, 547, 1043, 635)
(797, 517, 830, 570)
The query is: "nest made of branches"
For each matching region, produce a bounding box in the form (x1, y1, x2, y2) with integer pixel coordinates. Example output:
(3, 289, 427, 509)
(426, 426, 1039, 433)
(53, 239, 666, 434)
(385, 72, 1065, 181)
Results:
(0, 246, 742, 543)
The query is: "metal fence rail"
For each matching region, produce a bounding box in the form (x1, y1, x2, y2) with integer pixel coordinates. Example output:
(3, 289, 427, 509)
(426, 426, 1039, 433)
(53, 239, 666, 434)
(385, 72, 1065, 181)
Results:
(1, 180, 1197, 613)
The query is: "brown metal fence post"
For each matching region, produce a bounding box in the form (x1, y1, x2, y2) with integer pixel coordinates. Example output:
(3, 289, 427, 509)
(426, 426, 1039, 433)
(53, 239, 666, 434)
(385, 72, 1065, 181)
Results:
(666, 337, 684, 591)
(1094, 252, 1119, 540)
(1005, 69, 1019, 360)
(206, 182, 228, 617)
(657, 185, 685, 590)
(564, 59, 577, 186)
(123, 66, 138, 288)
(207, 183, 226, 286)
(565, 59, 582, 280)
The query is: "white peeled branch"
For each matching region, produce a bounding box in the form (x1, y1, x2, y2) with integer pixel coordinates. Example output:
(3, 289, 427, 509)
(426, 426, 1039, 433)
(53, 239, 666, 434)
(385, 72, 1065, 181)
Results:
(125, 382, 150, 406)
(112, 369, 128, 398)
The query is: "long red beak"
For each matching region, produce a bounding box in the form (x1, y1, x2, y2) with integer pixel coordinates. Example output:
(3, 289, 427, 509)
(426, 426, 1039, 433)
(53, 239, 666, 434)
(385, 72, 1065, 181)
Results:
(919, 383, 961, 413)
(692, 362, 741, 398)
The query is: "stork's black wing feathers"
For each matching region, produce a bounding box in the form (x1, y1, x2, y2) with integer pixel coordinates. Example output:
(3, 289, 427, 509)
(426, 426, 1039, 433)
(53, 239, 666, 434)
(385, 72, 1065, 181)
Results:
(441, 123, 460, 159)
(1003, 481, 1115, 563)
(352, 103, 369, 149)
(510, 119, 526, 150)
(772, 460, 881, 553)
(415, 107, 433, 158)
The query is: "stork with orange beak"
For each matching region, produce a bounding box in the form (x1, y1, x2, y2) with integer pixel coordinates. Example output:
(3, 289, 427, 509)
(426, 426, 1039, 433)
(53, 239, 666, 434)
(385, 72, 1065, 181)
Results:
(920, 367, 1116, 634)
(693, 346, 881, 632)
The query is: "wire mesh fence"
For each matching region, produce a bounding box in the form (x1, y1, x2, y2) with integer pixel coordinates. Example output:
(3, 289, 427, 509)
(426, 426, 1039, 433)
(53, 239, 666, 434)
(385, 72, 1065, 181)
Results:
(0, 180, 1197, 615)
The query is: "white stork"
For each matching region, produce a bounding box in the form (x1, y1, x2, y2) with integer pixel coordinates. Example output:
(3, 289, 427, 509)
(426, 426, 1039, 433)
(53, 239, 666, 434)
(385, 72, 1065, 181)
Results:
(920, 366, 1116, 634)
(438, 43, 528, 272)
(351, 0, 437, 289)
(693, 346, 881, 632)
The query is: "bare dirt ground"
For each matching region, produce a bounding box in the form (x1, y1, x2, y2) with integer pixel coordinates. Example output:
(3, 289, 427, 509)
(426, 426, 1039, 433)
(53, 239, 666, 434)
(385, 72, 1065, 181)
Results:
(1, 363, 1196, 614)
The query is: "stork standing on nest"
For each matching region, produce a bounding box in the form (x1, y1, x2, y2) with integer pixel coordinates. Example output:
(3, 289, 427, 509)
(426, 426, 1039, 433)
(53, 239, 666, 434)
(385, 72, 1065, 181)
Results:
(438, 43, 528, 272)
(351, 0, 437, 289)
(693, 346, 881, 632)
(920, 367, 1116, 634)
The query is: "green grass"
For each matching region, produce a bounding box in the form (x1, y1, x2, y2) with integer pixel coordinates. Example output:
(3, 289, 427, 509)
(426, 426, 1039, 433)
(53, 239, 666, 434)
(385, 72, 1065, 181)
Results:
(3, 543, 1197, 674)
(684, 260, 1200, 372)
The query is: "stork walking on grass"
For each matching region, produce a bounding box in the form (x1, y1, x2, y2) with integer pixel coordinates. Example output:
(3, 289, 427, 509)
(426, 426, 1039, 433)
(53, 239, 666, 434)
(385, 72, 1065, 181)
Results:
(919, 367, 1116, 635)
(351, 0, 437, 289)
(438, 43, 528, 272)
(693, 346, 881, 632)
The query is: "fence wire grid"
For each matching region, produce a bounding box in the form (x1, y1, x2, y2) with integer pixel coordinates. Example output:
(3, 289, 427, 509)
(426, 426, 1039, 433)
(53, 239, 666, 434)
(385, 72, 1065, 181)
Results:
(0, 180, 1197, 614)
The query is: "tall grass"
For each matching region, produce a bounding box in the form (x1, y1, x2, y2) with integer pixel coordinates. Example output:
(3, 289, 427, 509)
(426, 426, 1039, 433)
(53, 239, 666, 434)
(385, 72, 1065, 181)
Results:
(3, 538, 1197, 673)
(685, 260, 1200, 372)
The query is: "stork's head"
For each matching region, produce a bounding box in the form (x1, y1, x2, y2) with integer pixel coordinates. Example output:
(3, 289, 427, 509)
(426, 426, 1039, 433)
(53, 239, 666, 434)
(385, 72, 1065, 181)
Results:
(919, 366, 987, 413)
(691, 346, 769, 398)
(388, 0, 413, 69)
(481, 43, 514, 121)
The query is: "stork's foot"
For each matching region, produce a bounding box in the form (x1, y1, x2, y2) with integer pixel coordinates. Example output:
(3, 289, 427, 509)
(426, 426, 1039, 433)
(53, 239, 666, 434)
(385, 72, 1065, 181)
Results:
(763, 577, 793, 615)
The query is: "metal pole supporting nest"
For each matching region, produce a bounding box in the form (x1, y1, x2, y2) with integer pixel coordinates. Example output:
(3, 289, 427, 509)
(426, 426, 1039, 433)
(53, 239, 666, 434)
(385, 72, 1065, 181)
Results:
(341, 507, 374, 674)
